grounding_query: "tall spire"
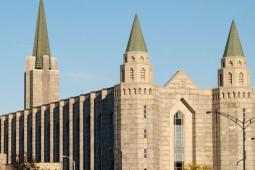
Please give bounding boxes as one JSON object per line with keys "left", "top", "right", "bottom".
{"left": 33, "top": 0, "right": 51, "bottom": 69}
{"left": 126, "top": 14, "right": 148, "bottom": 52}
{"left": 223, "top": 20, "right": 244, "bottom": 57}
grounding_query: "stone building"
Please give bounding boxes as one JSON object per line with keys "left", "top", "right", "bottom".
{"left": 0, "top": 0, "right": 255, "bottom": 170}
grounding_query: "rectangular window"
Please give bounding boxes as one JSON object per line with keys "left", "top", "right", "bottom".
{"left": 144, "top": 149, "right": 147, "bottom": 158}
{"left": 144, "top": 105, "right": 147, "bottom": 119}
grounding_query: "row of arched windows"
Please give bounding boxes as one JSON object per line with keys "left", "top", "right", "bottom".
{"left": 125, "top": 56, "right": 145, "bottom": 63}
{"left": 222, "top": 60, "right": 242, "bottom": 67}
{"left": 227, "top": 72, "right": 244, "bottom": 85}
{"left": 213, "top": 91, "right": 251, "bottom": 100}
{"left": 129, "top": 68, "right": 146, "bottom": 81}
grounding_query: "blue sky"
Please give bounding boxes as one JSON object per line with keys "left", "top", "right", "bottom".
{"left": 1, "top": 0, "right": 255, "bottom": 113}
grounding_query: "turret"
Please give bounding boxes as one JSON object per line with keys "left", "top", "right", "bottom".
{"left": 120, "top": 15, "right": 153, "bottom": 84}
{"left": 218, "top": 21, "right": 250, "bottom": 87}
{"left": 25, "top": 0, "right": 59, "bottom": 109}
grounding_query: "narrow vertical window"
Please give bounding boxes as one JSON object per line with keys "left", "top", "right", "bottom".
{"left": 144, "top": 149, "right": 147, "bottom": 158}
{"left": 139, "top": 56, "right": 144, "bottom": 62}
{"left": 239, "top": 72, "right": 244, "bottom": 85}
{"left": 219, "top": 74, "right": 223, "bottom": 86}
{"left": 228, "top": 73, "right": 232, "bottom": 85}
{"left": 238, "top": 60, "right": 242, "bottom": 67}
{"left": 144, "top": 105, "right": 147, "bottom": 119}
{"left": 144, "top": 129, "right": 147, "bottom": 138}
{"left": 141, "top": 68, "right": 145, "bottom": 81}
{"left": 129, "top": 68, "right": 134, "bottom": 80}
{"left": 229, "top": 60, "right": 233, "bottom": 67}
{"left": 122, "top": 69, "right": 125, "bottom": 82}
{"left": 131, "top": 56, "right": 135, "bottom": 62}
{"left": 174, "top": 112, "right": 184, "bottom": 170}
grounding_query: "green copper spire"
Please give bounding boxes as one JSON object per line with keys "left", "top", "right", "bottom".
{"left": 126, "top": 14, "right": 148, "bottom": 52}
{"left": 33, "top": 0, "right": 51, "bottom": 69}
{"left": 223, "top": 20, "right": 244, "bottom": 57}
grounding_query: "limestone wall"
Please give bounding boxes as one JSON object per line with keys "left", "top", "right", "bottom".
{"left": 0, "top": 88, "right": 114, "bottom": 170}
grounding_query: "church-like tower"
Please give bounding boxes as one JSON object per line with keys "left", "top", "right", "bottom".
{"left": 120, "top": 14, "right": 153, "bottom": 84}
{"left": 213, "top": 21, "right": 255, "bottom": 170}
{"left": 25, "top": 0, "right": 59, "bottom": 109}
{"left": 114, "top": 15, "right": 156, "bottom": 170}
{"left": 218, "top": 21, "right": 250, "bottom": 88}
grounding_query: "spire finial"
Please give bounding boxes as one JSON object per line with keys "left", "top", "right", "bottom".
{"left": 223, "top": 20, "right": 244, "bottom": 57}
{"left": 126, "top": 14, "right": 148, "bottom": 52}
{"left": 33, "top": 0, "right": 51, "bottom": 69}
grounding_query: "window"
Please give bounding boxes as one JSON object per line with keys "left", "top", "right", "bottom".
{"left": 122, "top": 69, "right": 125, "bottom": 82}
{"left": 174, "top": 112, "right": 184, "bottom": 170}
{"left": 228, "top": 73, "right": 232, "bottom": 85}
{"left": 219, "top": 74, "right": 223, "bottom": 86}
{"left": 141, "top": 68, "right": 145, "bottom": 81}
{"left": 131, "top": 56, "right": 135, "bottom": 62}
{"left": 229, "top": 60, "right": 233, "bottom": 66}
{"left": 144, "top": 149, "right": 147, "bottom": 158}
{"left": 239, "top": 72, "right": 244, "bottom": 85}
{"left": 144, "top": 129, "right": 147, "bottom": 138}
{"left": 139, "top": 56, "right": 144, "bottom": 61}
{"left": 144, "top": 105, "right": 147, "bottom": 119}
{"left": 129, "top": 68, "right": 134, "bottom": 80}
{"left": 238, "top": 60, "right": 242, "bottom": 67}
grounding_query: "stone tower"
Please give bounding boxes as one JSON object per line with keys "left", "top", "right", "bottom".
{"left": 213, "top": 21, "right": 255, "bottom": 170}
{"left": 25, "top": 0, "right": 59, "bottom": 109}
{"left": 120, "top": 14, "right": 153, "bottom": 84}
{"left": 114, "top": 15, "right": 155, "bottom": 170}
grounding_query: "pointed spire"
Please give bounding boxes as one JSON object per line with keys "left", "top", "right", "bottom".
{"left": 33, "top": 0, "right": 51, "bottom": 69}
{"left": 223, "top": 20, "right": 244, "bottom": 57}
{"left": 126, "top": 14, "right": 148, "bottom": 52}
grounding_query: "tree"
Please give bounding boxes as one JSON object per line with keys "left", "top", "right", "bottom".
{"left": 184, "top": 163, "right": 212, "bottom": 170}
{"left": 11, "top": 153, "right": 38, "bottom": 170}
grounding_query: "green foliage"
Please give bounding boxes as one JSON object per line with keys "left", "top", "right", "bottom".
{"left": 184, "top": 163, "right": 213, "bottom": 170}
{"left": 11, "top": 153, "right": 39, "bottom": 170}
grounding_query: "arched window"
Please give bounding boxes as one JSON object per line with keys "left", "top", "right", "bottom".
{"left": 239, "top": 72, "right": 244, "bottom": 85}
{"left": 129, "top": 68, "right": 134, "bottom": 80}
{"left": 141, "top": 68, "right": 145, "bottom": 81}
{"left": 174, "top": 112, "right": 184, "bottom": 170}
{"left": 228, "top": 73, "right": 232, "bottom": 85}
{"left": 229, "top": 60, "right": 233, "bottom": 67}
{"left": 238, "top": 60, "right": 242, "bottom": 67}
{"left": 139, "top": 56, "right": 144, "bottom": 62}
{"left": 131, "top": 56, "right": 135, "bottom": 62}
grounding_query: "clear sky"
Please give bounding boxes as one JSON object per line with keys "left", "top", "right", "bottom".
{"left": 1, "top": 0, "right": 255, "bottom": 113}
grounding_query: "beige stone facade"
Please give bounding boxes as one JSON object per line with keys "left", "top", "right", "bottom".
{"left": 1, "top": 1, "right": 255, "bottom": 170}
